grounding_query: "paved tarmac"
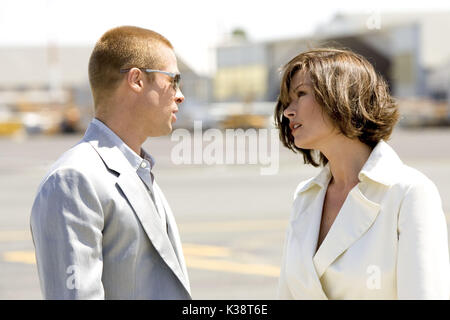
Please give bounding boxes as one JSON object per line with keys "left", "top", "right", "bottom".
{"left": 0, "top": 125, "right": 449, "bottom": 299}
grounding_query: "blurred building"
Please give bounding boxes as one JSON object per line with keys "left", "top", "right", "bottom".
{"left": 214, "top": 40, "right": 268, "bottom": 102}
{"left": 0, "top": 44, "right": 210, "bottom": 134}
{"left": 214, "top": 12, "right": 450, "bottom": 106}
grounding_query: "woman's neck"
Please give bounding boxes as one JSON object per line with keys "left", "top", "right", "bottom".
{"left": 320, "top": 136, "right": 372, "bottom": 190}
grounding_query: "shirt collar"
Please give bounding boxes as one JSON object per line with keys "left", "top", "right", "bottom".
{"left": 91, "top": 118, "right": 155, "bottom": 172}
{"left": 297, "top": 139, "right": 402, "bottom": 195}
{"left": 140, "top": 148, "right": 156, "bottom": 170}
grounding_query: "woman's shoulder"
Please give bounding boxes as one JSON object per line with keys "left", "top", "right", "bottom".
{"left": 394, "top": 164, "right": 446, "bottom": 233}
{"left": 387, "top": 164, "right": 443, "bottom": 215}
{"left": 395, "top": 163, "right": 438, "bottom": 192}
{"left": 370, "top": 140, "right": 439, "bottom": 193}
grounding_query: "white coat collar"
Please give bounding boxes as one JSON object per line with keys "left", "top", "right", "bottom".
{"left": 296, "top": 139, "right": 402, "bottom": 195}
{"left": 358, "top": 139, "right": 403, "bottom": 186}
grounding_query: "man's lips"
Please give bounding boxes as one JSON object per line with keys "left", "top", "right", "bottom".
{"left": 171, "top": 110, "right": 178, "bottom": 122}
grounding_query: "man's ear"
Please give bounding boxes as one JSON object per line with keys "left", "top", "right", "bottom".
{"left": 126, "top": 68, "right": 144, "bottom": 93}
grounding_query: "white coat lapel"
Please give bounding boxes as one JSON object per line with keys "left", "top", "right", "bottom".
{"left": 310, "top": 140, "right": 401, "bottom": 279}
{"left": 289, "top": 185, "right": 329, "bottom": 299}
{"left": 313, "top": 185, "right": 380, "bottom": 278}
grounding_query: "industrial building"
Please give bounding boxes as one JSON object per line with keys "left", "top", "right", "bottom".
{"left": 213, "top": 12, "right": 450, "bottom": 126}
{"left": 0, "top": 44, "right": 210, "bottom": 134}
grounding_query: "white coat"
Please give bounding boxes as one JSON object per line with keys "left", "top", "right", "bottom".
{"left": 278, "top": 140, "right": 449, "bottom": 299}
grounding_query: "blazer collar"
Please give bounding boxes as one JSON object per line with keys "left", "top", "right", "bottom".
{"left": 83, "top": 118, "right": 137, "bottom": 175}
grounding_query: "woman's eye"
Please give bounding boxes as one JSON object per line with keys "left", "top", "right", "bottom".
{"left": 297, "top": 91, "right": 306, "bottom": 97}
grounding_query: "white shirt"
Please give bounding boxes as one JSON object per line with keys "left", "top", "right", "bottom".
{"left": 278, "top": 140, "right": 449, "bottom": 299}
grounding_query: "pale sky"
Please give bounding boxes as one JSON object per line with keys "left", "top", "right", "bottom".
{"left": 1, "top": 0, "right": 450, "bottom": 75}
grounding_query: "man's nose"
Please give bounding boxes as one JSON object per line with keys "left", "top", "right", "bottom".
{"left": 175, "top": 88, "right": 184, "bottom": 104}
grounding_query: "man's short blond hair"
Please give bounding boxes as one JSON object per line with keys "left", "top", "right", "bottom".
{"left": 88, "top": 26, "right": 173, "bottom": 109}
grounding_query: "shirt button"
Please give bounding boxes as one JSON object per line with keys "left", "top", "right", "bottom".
{"left": 141, "top": 162, "right": 147, "bottom": 168}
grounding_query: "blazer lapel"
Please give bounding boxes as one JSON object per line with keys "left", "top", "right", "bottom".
{"left": 84, "top": 127, "right": 190, "bottom": 294}
{"left": 116, "top": 172, "right": 190, "bottom": 294}
{"left": 313, "top": 185, "right": 381, "bottom": 278}
{"left": 153, "top": 182, "right": 191, "bottom": 292}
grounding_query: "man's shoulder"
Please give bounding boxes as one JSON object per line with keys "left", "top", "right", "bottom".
{"left": 52, "top": 140, "right": 97, "bottom": 168}
{"left": 40, "top": 140, "right": 105, "bottom": 185}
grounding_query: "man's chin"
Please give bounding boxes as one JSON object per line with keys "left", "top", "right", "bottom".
{"left": 166, "top": 124, "right": 173, "bottom": 135}
{"left": 148, "top": 126, "right": 172, "bottom": 138}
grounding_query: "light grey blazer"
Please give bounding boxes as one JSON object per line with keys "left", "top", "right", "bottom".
{"left": 30, "top": 122, "right": 191, "bottom": 299}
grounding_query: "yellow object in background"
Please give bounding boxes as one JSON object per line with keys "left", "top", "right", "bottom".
{"left": 0, "top": 121, "right": 22, "bottom": 135}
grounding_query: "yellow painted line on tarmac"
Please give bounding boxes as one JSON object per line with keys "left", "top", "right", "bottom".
{"left": 186, "top": 256, "right": 280, "bottom": 278}
{"left": 183, "top": 243, "right": 280, "bottom": 277}
{"left": 1, "top": 244, "right": 280, "bottom": 278}
{"left": 0, "top": 219, "right": 289, "bottom": 243}
{"left": 182, "top": 243, "right": 231, "bottom": 257}
{"left": 0, "top": 244, "right": 231, "bottom": 265}
{"left": 2, "top": 250, "right": 36, "bottom": 265}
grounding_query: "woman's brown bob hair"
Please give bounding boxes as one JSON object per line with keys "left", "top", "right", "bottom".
{"left": 274, "top": 48, "right": 399, "bottom": 167}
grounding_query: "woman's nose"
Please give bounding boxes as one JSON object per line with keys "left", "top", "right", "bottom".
{"left": 283, "top": 104, "right": 296, "bottom": 119}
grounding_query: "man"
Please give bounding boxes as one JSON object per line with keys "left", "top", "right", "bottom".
{"left": 30, "top": 26, "right": 191, "bottom": 299}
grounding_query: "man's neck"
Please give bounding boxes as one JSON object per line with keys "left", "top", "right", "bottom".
{"left": 95, "top": 114, "right": 144, "bottom": 156}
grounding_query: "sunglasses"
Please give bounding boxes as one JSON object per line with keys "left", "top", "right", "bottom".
{"left": 120, "top": 68, "right": 181, "bottom": 91}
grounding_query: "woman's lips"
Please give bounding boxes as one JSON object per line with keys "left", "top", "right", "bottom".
{"left": 291, "top": 124, "right": 302, "bottom": 134}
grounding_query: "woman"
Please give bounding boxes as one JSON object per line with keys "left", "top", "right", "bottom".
{"left": 275, "top": 48, "right": 449, "bottom": 299}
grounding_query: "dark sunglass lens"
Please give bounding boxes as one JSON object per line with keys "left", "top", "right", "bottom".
{"left": 173, "top": 74, "right": 181, "bottom": 90}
